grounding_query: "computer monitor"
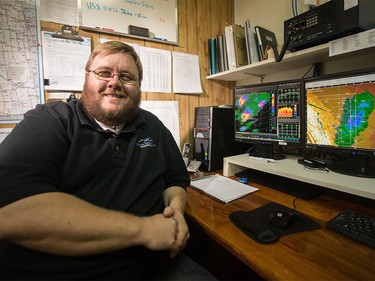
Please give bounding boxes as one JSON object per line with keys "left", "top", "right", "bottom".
{"left": 305, "top": 68, "right": 375, "bottom": 178}
{"left": 234, "top": 79, "right": 304, "bottom": 160}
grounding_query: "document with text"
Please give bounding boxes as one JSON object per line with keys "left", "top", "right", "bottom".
{"left": 191, "top": 174, "right": 258, "bottom": 203}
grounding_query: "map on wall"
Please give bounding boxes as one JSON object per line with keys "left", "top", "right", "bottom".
{"left": 0, "top": 0, "right": 43, "bottom": 123}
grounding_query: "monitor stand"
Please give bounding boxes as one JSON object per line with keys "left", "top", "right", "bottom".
{"left": 328, "top": 154, "right": 375, "bottom": 178}
{"left": 248, "top": 143, "right": 286, "bottom": 160}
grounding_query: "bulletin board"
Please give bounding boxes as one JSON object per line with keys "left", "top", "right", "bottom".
{"left": 80, "top": 0, "right": 178, "bottom": 44}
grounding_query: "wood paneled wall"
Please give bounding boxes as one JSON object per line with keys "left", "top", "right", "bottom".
{"left": 33, "top": 0, "right": 234, "bottom": 151}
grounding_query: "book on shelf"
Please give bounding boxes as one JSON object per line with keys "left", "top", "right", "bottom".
{"left": 220, "top": 34, "right": 228, "bottom": 71}
{"left": 232, "top": 24, "right": 248, "bottom": 67}
{"left": 224, "top": 24, "right": 248, "bottom": 69}
{"left": 224, "top": 24, "right": 236, "bottom": 70}
{"left": 208, "top": 23, "right": 249, "bottom": 75}
{"left": 214, "top": 37, "right": 221, "bottom": 73}
{"left": 191, "top": 174, "right": 258, "bottom": 203}
{"left": 208, "top": 38, "right": 215, "bottom": 74}
{"left": 254, "top": 26, "right": 278, "bottom": 60}
{"left": 208, "top": 33, "right": 230, "bottom": 75}
{"left": 244, "top": 19, "right": 260, "bottom": 64}
{"left": 217, "top": 34, "right": 228, "bottom": 73}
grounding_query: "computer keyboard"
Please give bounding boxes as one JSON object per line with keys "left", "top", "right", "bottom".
{"left": 326, "top": 211, "right": 375, "bottom": 249}
{"left": 235, "top": 168, "right": 322, "bottom": 200}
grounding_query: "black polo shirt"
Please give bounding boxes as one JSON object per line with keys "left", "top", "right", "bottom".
{"left": 0, "top": 100, "right": 190, "bottom": 279}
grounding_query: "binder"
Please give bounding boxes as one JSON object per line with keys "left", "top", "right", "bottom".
{"left": 244, "top": 19, "right": 260, "bottom": 64}
{"left": 209, "top": 38, "right": 216, "bottom": 74}
{"left": 225, "top": 25, "right": 236, "bottom": 70}
{"left": 232, "top": 24, "right": 248, "bottom": 67}
{"left": 254, "top": 26, "right": 278, "bottom": 60}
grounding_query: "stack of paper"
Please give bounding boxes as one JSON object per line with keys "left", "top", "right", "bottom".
{"left": 191, "top": 174, "right": 258, "bottom": 203}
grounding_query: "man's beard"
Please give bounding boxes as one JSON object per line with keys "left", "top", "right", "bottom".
{"left": 80, "top": 81, "right": 141, "bottom": 126}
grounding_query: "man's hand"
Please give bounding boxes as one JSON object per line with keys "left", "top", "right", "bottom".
{"left": 138, "top": 213, "right": 179, "bottom": 253}
{"left": 163, "top": 206, "right": 190, "bottom": 257}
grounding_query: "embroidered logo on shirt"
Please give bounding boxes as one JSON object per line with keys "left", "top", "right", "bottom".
{"left": 136, "top": 137, "right": 157, "bottom": 148}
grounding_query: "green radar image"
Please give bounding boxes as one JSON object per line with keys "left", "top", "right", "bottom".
{"left": 334, "top": 90, "right": 375, "bottom": 146}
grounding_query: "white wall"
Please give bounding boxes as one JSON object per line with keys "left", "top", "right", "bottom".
{"left": 234, "top": 0, "right": 314, "bottom": 45}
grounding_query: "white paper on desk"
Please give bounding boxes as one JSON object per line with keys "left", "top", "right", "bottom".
{"left": 172, "top": 52, "right": 202, "bottom": 94}
{"left": 191, "top": 174, "right": 258, "bottom": 203}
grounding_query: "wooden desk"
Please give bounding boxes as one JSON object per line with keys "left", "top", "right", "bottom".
{"left": 186, "top": 178, "right": 375, "bottom": 281}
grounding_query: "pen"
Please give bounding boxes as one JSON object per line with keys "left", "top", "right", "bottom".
{"left": 95, "top": 27, "right": 115, "bottom": 31}
{"left": 249, "top": 156, "right": 275, "bottom": 163}
{"left": 153, "top": 37, "right": 167, "bottom": 41}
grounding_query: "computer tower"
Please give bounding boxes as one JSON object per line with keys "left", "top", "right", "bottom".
{"left": 193, "top": 106, "right": 249, "bottom": 171}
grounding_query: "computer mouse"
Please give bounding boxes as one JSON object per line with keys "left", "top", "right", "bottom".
{"left": 268, "top": 208, "right": 296, "bottom": 228}
{"left": 229, "top": 211, "right": 278, "bottom": 244}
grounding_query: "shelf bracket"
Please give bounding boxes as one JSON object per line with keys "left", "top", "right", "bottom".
{"left": 243, "top": 72, "right": 265, "bottom": 83}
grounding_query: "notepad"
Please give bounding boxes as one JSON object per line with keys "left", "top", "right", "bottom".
{"left": 191, "top": 174, "right": 258, "bottom": 203}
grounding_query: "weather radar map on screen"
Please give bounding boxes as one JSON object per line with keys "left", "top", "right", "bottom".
{"left": 236, "top": 91, "right": 274, "bottom": 136}
{"left": 234, "top": 80, "right": 303, "bottom": 160}
{"left": 305, "top": 69, "right": 375, "bottom": 177}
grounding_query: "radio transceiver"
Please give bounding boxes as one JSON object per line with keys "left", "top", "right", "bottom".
{"left": 284, "top": 0, "right": 375, "bottom": 52}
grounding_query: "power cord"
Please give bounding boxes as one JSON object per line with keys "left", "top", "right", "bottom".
{"left": 292, "top": 197, "right": 298, "bottom": 210}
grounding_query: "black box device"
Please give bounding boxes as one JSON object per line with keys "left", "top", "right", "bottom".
{"left": 284, "top": 0, "right": 375, "bottom": 51}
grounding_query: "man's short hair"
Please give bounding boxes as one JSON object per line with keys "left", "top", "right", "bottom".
{"left": 85, "top": 41, "right": 143, "bottom": 83}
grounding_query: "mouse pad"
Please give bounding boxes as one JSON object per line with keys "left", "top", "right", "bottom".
{"left": 230, "top": 202, "right": 320, "bottom": 244}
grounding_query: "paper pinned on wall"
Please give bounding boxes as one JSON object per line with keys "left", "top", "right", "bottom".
{"left": 40, "top": 0, "right": 78, "bottom": 26}
{"left": 172, "top": 52, "right": 203, "bottom": 94}
{"left": 329, "top": 28, "right": 375, "bottom": 57}
{"left": 0, "top": 128, "right": 13, "bottom": 144}
{"left": 140, "top": 101, "right": 180, "bottom": 147}
{"left": 42, "top": 31, "right": 91, "bottom": 91}
{"left": 96, "top": 40, "right": 202, "bottom": 95}
{"left": 139, "top": 46, "right": 172, "bottom": 93}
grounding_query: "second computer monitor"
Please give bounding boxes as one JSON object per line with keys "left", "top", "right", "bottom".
{"left": 305, "top": 68, "right": 375, "bottom": 177}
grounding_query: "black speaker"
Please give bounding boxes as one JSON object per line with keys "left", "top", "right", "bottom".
{"left": 193, "top": 106, "right": 249, "bottom": 171}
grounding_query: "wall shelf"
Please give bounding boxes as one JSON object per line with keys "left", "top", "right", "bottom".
{"left": 208, "top": 43, "right": 344, "bottom": 81}
{"left": 207, "top": 44, "right": 330, "bottom": 81}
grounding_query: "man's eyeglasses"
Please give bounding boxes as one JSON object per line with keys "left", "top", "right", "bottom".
{"left": 87, "top": 69, "right": 138, "bottom": 85}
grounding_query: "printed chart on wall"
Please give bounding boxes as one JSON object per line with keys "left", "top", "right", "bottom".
{"left": 80, "top": 0, "right": 178, "bottom": 43}
{"left": 0, "top": 0, "right": 43, "bottom": 123}
{"left": 42, "top": 31, "right": 91, "bottom": 91}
